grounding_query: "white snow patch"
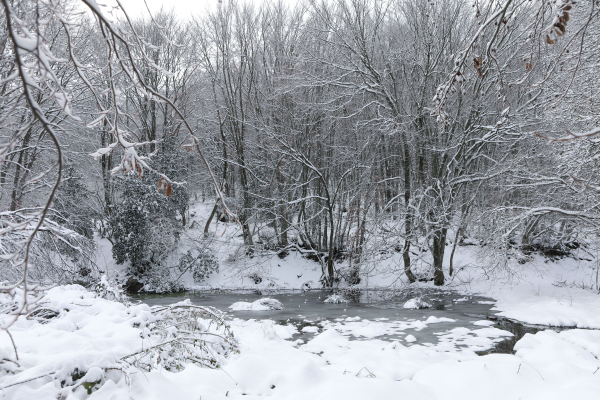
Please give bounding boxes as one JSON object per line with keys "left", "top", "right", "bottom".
{"left": 229, "top": 298, "right": 284, "bottom": 311}
{"left": 403, "top": 297, "right": 432, "bottom": 309}
{"left": 4, "top": 285, "right": 600, "bottom": 400}
{"left": 472, "top": 320, "right": 496, "bottom": 326}
{"left": 405, "top": 334, "right": 417, "bottom": 342}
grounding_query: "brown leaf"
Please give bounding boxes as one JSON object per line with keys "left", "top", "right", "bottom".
{"left": 526, "top": 62, "right": 533, "bottom": 71}
{"left": 563, "top": 5, "right": 571, "bottom": 11}
{"left": 166, "top": 183, "right": 172, "bottom": 197}
{"left": 157, "top": 178, "right": 164, "bottom": 191}
{"left": 546, "top": 35, "right": 555, "bottom": 45}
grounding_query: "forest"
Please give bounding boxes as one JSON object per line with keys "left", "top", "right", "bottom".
{"left": 1, "top": 1, "right": 600, "bottom": 399}
{"left": 1, "top": 0, "right": 599, "bottom": 293}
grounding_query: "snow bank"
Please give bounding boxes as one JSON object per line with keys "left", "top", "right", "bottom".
{"left": 3, "top": 285, "right": 600, "bottom": 400}
{"left": 0, "top": 285, "right": 234, "bottom": 400}
{"left": 229, "top": 298, "right": 284, "bottom": 311}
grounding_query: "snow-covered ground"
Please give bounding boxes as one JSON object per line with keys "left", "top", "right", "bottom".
{"left": 98, "top": 201, "right": 600, "bottom": 330}
{"left": 2, "top": 285, "right": 600, "bottom": 400}
{"left": 19, "top": 201, "right": 595, "bottom": 399}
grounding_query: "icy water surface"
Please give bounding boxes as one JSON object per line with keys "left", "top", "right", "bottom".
{"left": 136, "top": 289, "right": 511, "bottom": 349}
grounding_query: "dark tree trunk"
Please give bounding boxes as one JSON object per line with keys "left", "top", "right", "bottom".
{"left": 432, "top": 227, "right": 447, "bottom": 286}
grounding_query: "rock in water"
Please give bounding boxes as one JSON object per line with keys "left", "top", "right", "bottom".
{"left": 324, "top": 294, "right": 349, "bottom": 303}
{"left": 229, "top": 298, "right": 284, "bottom": 311}
{"left": 405, "top": 334, "right": 417, "bottom": 343}
{"left": 403, "top": 297, "right": 432, "bottom": 309}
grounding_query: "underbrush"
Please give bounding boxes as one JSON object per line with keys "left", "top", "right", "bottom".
{"left": 0, "top": 284, "right": 237, "bottom": 398}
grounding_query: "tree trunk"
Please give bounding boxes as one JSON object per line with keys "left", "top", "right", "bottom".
{"left": 204, "top": 200, "right": 220, "bottom": 236}
{"left": 432, "top": 227, "right": 447, "bottom": 286}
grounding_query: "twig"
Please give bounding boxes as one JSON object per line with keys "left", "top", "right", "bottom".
{"left": 0, "top": 372, "right": 55, "bottom": 390}
{"left": 5, "top": 329, "right": 18, "bottom": 360}
{"left": 355, "top": 367, "right": 376, "bottom": 378}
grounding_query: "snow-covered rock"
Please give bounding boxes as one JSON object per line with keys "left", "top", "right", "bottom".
{"left": 403, "top": 297, "right": 432, "bottom": 309}
{"left": 473, "top": 320, "right": 495, "bottom": 327}
{"left": 324, "top": 294, "right": 349, "bottom": 303}
{"left": 405, "top": 334, "right": 417, "bottom": 342}
{"left": 229, "top": 298, "right": 284, "bottom": 311}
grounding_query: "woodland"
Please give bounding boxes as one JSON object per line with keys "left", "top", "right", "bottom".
{"left": 2, "top": 2, "right": 600, "bottom": 399}
{"left": 0, "top": 0, "right": 599, "bottom": 296}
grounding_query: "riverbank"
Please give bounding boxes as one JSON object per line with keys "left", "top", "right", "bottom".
{"left": 2, "top": 284, "right": 599, "bottom": 400}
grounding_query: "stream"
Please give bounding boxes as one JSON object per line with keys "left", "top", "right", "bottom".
{"left": 135, "top": 289, "right": 556, "bottom": 354}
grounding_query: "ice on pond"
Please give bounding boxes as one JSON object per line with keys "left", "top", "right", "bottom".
{"left": 403, "top": 297, "right": 432, "bottom": 309}
{"left": 229, "top": 298, "right": 284, "bottom": 311}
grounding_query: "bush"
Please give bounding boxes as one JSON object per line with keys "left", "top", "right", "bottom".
{"left": 178, "top": 250, "right": 219, "bottom": 284}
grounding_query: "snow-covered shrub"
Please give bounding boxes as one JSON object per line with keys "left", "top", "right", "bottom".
{"left": 403, "top": 297, "right": 432, "bottom": 309}
{"left": 141, "top": 267, "right": 186, "bottom": 293}
{"left": 338, "top": 265, "right": 361, "bottom": 285}
{"left": 0, "top": 228, "right": 98, "bottom": 288}
{"left": 110, "top": 137, "right": 190, "bottom": 283}
{"left": 95, "top": 275, "right": 128, "bottom": 303}
{"left": 110, "top": 173, "right": 182, "bottom": 276}
{"left": 0, "top": 287, "right": 237, "bottom": 398}
{"left": 178, "top": 250, "right": 219, "bottom": 283}
{"left": 127, "top": 300, "right": 238, "bottom": 371}
{"left": 52, "top": 165, "right": 99, "bottom": 240}
{"left": 341, "top": 286, "right": 361, "bottom": 302}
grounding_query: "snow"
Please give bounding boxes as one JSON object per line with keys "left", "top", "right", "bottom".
{"left": 2, "top": 285, "right": 600, "bottom": 399}
{"left": 16, "top": 202, "right": 598, "bottom": 399}
{"left": 403, "top": 297, "right": 432, "bottom": 309}
{"left": 405, "top": 334, "right": 417, "bottom": 343}
{"left": 473, "top": 320, "right": 496, "bottom": 326}
{"left": 229, "top": 298, "right": 284, "bottom": 311}
{"left": 324, "top": 294, "right": 349, "bottom": 303}
{"left": 104, "top": 201, "right": 600, "bottom": 332}
{"left": 460, "top": 253, "right": 600, "bottom": 329}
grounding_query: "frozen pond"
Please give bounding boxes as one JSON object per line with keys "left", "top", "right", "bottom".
{"left": 136, "top": 289, "right": 517, "bottom": 351}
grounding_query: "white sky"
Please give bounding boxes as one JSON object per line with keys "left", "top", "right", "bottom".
{"left": 119, "top": 0, "right": 212, "bottom": 18}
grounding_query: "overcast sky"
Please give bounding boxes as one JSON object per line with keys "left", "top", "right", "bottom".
{"left": 119, "top": 0, "right": 223, "bottom": 19}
